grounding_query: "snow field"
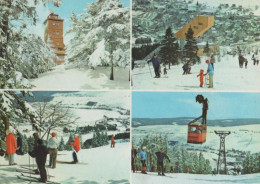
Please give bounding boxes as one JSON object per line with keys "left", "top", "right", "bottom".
{"left": 132, "top": 172, "right": 260, "bottom": 184}
{"left": 30, "top": 65, "right": 130, "bottom": 90}
{"left": 0, "top": 142, "right": 130, "bottom": 184}
{"left": 132, "top": 54, "right": 260, "bottom": 90}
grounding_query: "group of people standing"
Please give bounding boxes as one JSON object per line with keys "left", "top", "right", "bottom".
{"left": 3, "top": 129, "right": 81, "bottom": 183}
{"left": 131, "top": 145, "right": 171, "bottom": 176}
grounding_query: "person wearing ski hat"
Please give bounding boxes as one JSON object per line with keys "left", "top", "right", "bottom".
{"left": 5, "top": 129, "right": 17, "bottom": 165}
{"left": 139, "top": 146, "right": 147, "bottom": 174}
{"left": 70, "top": 134, "right": 80, "bottom": 163}
{"left": 47, "top": 132, "right": 58, "bottom": 168}
{"left": 29, "top": 139, "right": 49, "bottom": 183}
{"left": 205, "top": 59, "right": 214, "bottom": 88}
{"left": 155, "top": 148, "right": 170, "bottom": 176}
{"left": 147, "top": 54, "right": 161, "bottom": 78}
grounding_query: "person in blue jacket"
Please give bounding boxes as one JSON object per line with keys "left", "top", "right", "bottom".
{"left": 206, "top": 60, "right": 214, "bottom": 88}
{"left": 139, "top": 146, "right": 147, "bottom": 174}
{"left": 147, "top": 54, "right": 161, "bottom": 78}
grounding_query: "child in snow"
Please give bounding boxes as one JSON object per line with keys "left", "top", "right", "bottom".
{"left": 111, "top": 135, "right": 115, "bottom": 148}
{"left": 197, "top": 69, "right": 207, "bottom": 87}
{"left": 163, "top": 66, "right": 167, "bottom": 76}
{"left": 29, "top": 139, "right": 49, "bottom": 183}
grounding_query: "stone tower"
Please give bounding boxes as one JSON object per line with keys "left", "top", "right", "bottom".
{"left": 44, "top": 12, "right": 65, "bottom": 65}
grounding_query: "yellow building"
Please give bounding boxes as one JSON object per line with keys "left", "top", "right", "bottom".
{"left": 175, "top": 16, "right": 214, "bottom": 40}
{"left": 44, "top": 12, "right": 65, "bottom": 65}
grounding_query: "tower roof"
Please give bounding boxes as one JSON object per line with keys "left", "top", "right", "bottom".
{"left": 44, "top": 12, "right": 64, "bottom": 24}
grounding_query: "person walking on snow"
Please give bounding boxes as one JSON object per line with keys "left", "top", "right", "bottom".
{"left": 182, "top": 60, "right": 192, "bottom": 75}
{"left": 47, "top": 132, "right": 58, "bottom": 169}
{"left": 197, "top": 69, "right": 207, "bottom": 87}
{"left": 29, "top": 139, "right": 49, "bottom": 183}
{"left": 155, "top": 148, "right": 170, "bottom": 176}
{"left": 5, "top": 129, "right": 17, "bottom": 165}
{"left": 205, "top": 60, "right": 214, "bottom": 88}
{"left": 139, "top": 146, "right": 147, "bottom": 174}
{"left": 70, "top": 134, "right": 80, "bottom": 163}
{"left": 111, "top": 135, "right": 115, "bottom": 148}
{"left": 16, "top": 133, "right": 23, "bottom": 155}
{"left": 147, "top": 54, "right": 161, "bottom": 78}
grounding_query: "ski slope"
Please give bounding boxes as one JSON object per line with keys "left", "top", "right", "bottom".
{"left": 0, "top": 142, "right": 130, "bottom": 184}
{"left": 132, "top": 172, "right": 260, "bottom": 184}
{"left": 132, "top": 54, "right": 260, "bottom": 90}
{"left": 30, "top": 64, "right": 130, "bottom": 90}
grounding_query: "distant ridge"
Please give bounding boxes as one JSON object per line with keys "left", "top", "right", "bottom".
{"left": 132, "top": 118, "right": 260, "bottom": 127}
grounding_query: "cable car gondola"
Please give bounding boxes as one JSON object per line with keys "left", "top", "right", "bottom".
{"left": 187, "top": 121, "right": 207, "bottom": 144}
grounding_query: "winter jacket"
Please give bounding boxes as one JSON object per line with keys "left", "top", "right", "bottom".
{"left": 111, "top": 136, "right": 114, "bottom": 142}
{"left": 207, "top": 63, "right": 214, "bottom": 75}
{"left": 47, "top": 137, "right": 59, "bottom": 149}
{"left": 6, "top": 133, "right": 17, "bottom": 154}
{"left": 71, "top": 137, "right": 80, "bottom": 152}
{"left": 155, "top": 151, "right": 170, "bottom": 163}
{"left": 29, "top": 144, "right": 49, "bottom": 164}
{"left": 148, "top": 57, "right": 160, "bottom": 69}
{"left": 139, "top": 150, "right": 146, "bottom": 160}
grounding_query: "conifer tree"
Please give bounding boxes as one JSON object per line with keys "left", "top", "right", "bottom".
{"left": 203, "top": 41, "right": 210, "bottom": 56}
{"left": 58, "top": 137, "right": 65, "bottom": 151}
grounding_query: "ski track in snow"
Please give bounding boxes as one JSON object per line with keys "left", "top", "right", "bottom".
{"left": 132, "top": 172, "right": 260, "bottom": 184}
{"left": 30, "top": 65, "right": 130, "bottom": 90}
{"left": 132, "top": 54, "right": 260, "bottom": 90}
{"left": 0, "top": 143, "right": 130, "bottom": 184}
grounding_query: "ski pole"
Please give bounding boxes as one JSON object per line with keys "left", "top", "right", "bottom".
{"left": 147, "top": 62, "right": 152, "bottom": 77}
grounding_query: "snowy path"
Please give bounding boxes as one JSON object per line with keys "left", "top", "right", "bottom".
{"left": 132, "top": 172, "right": 260, "bottom": 184}
{"left": 0, "top": 142, "right": 130, "bottom": 184}
{"left": 30, "top": 65, "right": 130, "bottom": 90}
{"left": 132, "top": 54, "right": 260, "bottom": 90}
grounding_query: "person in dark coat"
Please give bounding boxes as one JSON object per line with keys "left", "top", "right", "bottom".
{"left": 238, "top": 54, "right": 246, "bottom": 68}
{"left": 147, "top": 54, "right": 161, "bottom": 78}
{"left": 131, "top": 143, "right": 140, "bottom": 173}
{"left": 29, "top": 139, "right": 49, "bottom": 183}
{"left": 16, "top": 133, "right": 23, "bottom": 155}
{"left": 155, "top": 148, "right": 170, "bottom": 176}
{"left": 196, "top": 95, "right": 208, "bottom": 125}
{"left": 182, "top": 60, "right": 192, "bottom": 75}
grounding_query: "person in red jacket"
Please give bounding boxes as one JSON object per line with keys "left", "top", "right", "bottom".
{"left": 197, "top": 69, "right": 207, "bottom": 87}
{"left": 5, "top": 129, "right": 17, "bottom": 165}
{"left": 111, "top": 135, "right": 115, "bottom": 148}
{"left": 70, "top": 134, "right": 80, "bottom": 163}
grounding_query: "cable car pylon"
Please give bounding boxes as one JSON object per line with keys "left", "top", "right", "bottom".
{"left": 215, "top": 131, "right": 231, "bottom": 174}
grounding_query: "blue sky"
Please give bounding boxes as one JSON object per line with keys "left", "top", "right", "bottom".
{"left": 132, "top": 92, "right": 260, "bottom": 119}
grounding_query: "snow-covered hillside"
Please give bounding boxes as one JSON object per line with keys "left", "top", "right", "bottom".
{"left": 132, "top": 172, "right": 260, "bottom": 184}
{"left": 30, "top": 65, "right": 130, "bottom": 90}
{"left": 132, "top": 53, "right": 260, "bottom": 90}
{"left": 0, "top": 143, "right": 130, "bottom": 184}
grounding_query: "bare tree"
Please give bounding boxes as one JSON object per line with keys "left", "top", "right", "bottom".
{"left": 32, "top": 101, "right": 79, "bottom": 140}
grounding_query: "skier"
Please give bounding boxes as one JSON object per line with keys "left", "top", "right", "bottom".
{"left": 163, "top": 66, "right": 167, "bottom": 77}
{"left": 252, "top": 54, "right": 257, "bottom": 65}
{"left": 131, "top": 143, "right": 140, "bottom": 173}
{"left": 205, "top": 60, "right": 214, "bottom": 88}
{"left": 111, "top": 135, "right": 115, "bottom": 148}
{"left": 155, "top": 148, "right": 170, "bottom": 176}
{"left": 238, "top": 54, "right": 246, "bottom": 68}
{"left": 237, "top": 166, "right": 241, "bottom": 175}
{"left": 196, "top": 95, "right": 208, "bottom": 125}
{"left": 5, "top": 129, "right": 17, "bottom": 165}
{"left": 16, "top": 133, "right": 23, "bottom": 155}
{"left": 245, "top": 59, "right": 248, "bottom": 69}
{"left": 139, "top": 146, "right": 147, "bottom": 174}
{"left": 32, "top": 132, "right": 40, "bottom": 173}
{"left": 29, "top": 139, "right": 49, "bottom": 183}
{"left": 70, "top": 134, "right": 80, "bottom": 163}
{"left": 147, "top": 54, "right": 161, "bottom": 78}
{"left": 47, "top": 132, "right": 58, "bottom": 169}
{"left": 197, "top": 69, "right": 207, "bottom": 87}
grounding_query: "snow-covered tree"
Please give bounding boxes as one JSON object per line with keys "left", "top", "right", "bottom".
{"left": 160, "top": 27, "right": 180, "bottom": 69}
{"left": 183, "top": 26, "right": 200, "bottom": 64}
{"left": 58, "top": 136, "right": 65, "bottom": 151}
{"left": 203, "top": 41, "right": 210, "bottom": 56}
{"left": 0, "top": 0, "right": 62, "bottom": 88}
{"left": 67, "top": 0, "right": 130, "bottom": 79}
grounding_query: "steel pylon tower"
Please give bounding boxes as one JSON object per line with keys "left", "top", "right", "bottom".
{"left": 215, "top": 131, "right": 231, "bottom": 174}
